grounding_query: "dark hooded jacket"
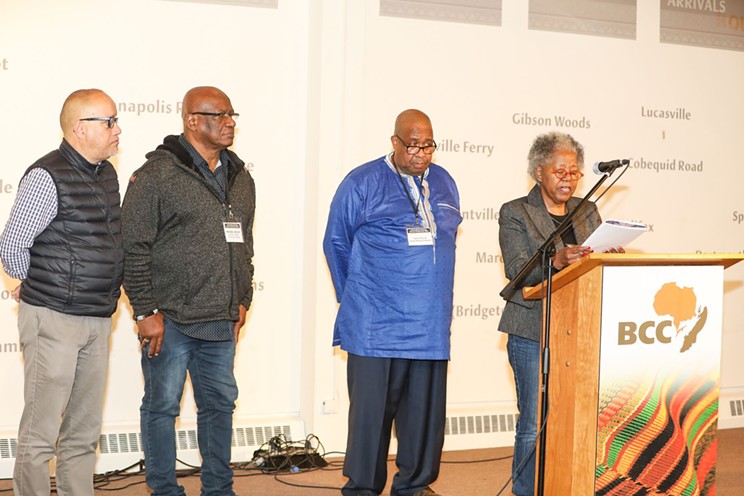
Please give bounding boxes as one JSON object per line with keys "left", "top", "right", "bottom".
{"left": 121, "top": 135, "right": 255, "bottom": 324}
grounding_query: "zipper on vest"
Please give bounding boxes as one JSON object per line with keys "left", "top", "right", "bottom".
{"left": 66, "top": 259, "right": 77, "bottom": 306}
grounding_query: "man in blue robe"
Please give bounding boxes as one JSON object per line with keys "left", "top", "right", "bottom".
{"left": 324, "top": 109, "right": 462, "bottom": 496}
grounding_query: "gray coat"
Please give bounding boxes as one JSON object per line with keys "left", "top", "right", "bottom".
{"left": 122, "top": 135, "right": 255, "bottom": 325}
{"left": 498, "top": 185, "right": 601, "bottom": 341}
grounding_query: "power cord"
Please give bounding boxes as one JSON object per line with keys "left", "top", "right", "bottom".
{"left": 249, "top": 433, "right": 329, "bottom": 473}
{"left": 0, "top": 433, "right": 516, "bottom": 493}
{"left": 90, "top": 433, "right": 339, "bottom": 492}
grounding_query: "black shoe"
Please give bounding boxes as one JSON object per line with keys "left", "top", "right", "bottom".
{"left": 342, "top": 488, "right": 378, "bottom": 496}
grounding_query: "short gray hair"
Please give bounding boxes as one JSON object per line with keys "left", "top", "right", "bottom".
{"left": 527, "top": 132, "right": 585, "bottom": 181}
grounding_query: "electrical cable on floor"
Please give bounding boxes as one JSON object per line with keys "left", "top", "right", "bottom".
{"left": 441, "top": 454, "right": 513, "bottom": 464}
{"left": 492, "top": 408, "right": 549, "bottom": 496}
{"left": 87, "top": 433, "right": 343, "bottom": 492}
{"left": 247, "top": 433, "right": 345, "bottom": 491}
{"left": 0, "top": 432, "right": 516, "bottom": 493}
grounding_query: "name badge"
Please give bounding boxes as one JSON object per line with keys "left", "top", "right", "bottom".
{"left": 223, "top": 221, "right": 244, "bottom": 243}
{"left": 406, "top": 226, "right": 433, "bottom": 246}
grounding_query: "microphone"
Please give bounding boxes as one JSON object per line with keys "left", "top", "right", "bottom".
{"left": 593, "top": 159, "right": 629, "bottom": 175}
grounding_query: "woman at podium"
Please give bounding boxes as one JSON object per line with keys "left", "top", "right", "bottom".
{"left": 497, "top": 132, "right": 601, "bottom": 496}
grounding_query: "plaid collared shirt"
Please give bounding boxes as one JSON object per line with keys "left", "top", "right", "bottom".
{"left": 0, "top": 168, "right": 58, "bottom": 280}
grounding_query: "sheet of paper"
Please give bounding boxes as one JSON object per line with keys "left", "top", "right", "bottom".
{"left": 581, "top": 219, "right": 648, "bottom": 252}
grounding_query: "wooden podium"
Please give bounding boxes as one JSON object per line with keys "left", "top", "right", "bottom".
{"left": 523, "top": 253, "right": 744, "bottom": 496}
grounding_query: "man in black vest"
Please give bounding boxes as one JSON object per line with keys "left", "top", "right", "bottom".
{"left": 0, "top": 88, "right": 124, "bottom": 496}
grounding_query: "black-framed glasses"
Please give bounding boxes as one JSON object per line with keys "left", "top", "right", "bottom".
{"left": 190, "top": 112, "right": 239, "bottom": 121}
{"left": 548, "top": 168, "right": 584, "bottom": 181}
{"left": 395, "top": 135, "right": 437, "bottom": 155}
{"left": 79, "top": 116, "right": 118, "bottom": 129}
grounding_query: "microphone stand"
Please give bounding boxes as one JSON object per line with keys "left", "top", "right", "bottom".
{"left": 499, "top": 170, "right": 614, "bottom": 496}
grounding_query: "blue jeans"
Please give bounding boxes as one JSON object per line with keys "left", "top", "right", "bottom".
{"left": 140, "top": 319, "right": 238, "bottom": 496}
{"left": 507, "top": 334, "right": 540, "bottom": 496}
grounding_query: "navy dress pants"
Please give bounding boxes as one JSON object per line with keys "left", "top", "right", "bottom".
{"left": 342, "top": 353, "right": 447, "bottom": 496}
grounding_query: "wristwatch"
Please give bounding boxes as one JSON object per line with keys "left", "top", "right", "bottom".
{"left": 134, "top": 308, "right": 159, "bottom": 321}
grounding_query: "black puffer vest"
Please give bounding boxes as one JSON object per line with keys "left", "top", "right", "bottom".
{"left": 21, "top": 140, "right": 123, "bottom": 317}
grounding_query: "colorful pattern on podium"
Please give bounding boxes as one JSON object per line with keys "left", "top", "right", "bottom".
{"left": 594, "top": 266, "right": 723, "bottom": 496}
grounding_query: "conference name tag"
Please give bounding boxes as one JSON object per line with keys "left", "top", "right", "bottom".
{"left": 223, "top": 221, "right": 244, "bottom": 243}
{"left": 406, "top": 226, "right": 433, "bottom": 246}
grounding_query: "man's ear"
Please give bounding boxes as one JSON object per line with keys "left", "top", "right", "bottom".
{"left": 72, "top": 119, "right": 86, "bottom": 139}
{"left": 186, "top": 114, "right": 198, "bottom": 131}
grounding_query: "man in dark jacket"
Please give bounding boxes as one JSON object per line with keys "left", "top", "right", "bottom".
{"left": 0, "top": 88, "right": 123, "bottom": 496}
{"left": 122, "top": 86, "right": 255, "bottom": 496}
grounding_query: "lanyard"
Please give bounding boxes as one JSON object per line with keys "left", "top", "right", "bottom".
{"left": 393, "top": 159, "right": 424, "bottom": 222}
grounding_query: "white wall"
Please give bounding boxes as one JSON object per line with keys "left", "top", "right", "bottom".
{"left": 1, "top": 0, "right": 743, "bottom": 475}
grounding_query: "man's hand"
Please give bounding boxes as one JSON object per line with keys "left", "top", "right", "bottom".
{"left": 233, "top": 304, "right": 247, "bottom": 342}
{"left": 11, "top": 284, "right": 21, "bottom": 302}
{"left": 137, "top": 312, "right": 165, "bottom": 358}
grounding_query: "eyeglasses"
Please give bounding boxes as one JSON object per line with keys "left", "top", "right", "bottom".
{"left": 548, "top": 168, "right": 584, "bottom": 181}
{"left": 190, "top": 112, "right": 239, "bottom": 121}
{"left": 395, "top": 135, "right": 437, "bottom": 155}
{"left": 79, "top": 116, "right": 118, "bottom": 129}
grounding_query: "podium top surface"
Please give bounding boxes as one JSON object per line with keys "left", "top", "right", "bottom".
{"left": 522, "top": 253, "right": 744, "bottom": 300}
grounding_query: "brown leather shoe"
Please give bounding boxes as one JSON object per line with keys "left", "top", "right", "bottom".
{"left": 412, "top": 488, "right": 441, "bottom": 496}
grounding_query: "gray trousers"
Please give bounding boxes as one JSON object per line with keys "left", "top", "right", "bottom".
{"left": 13, "top": 302, "right": 111, "bottom": 496}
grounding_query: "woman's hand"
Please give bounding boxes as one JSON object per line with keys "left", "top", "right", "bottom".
{"left": 552, "top": 244, "right": 593, "bottom": 270}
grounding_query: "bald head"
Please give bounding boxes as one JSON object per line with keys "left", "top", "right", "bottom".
{"left": 59, "top": 89, "right": 120, "bottom": 164}
{"left": 390, "top": 109, "right": 435, "bottom": 176}
{"left": 394, "top": 109, "right": 432, "bottom": 137}
{"left": 182, "top": 86, "right": 231, "bottom": 120}
{"left": 180, "top": 86, "right": 237, "bottom": 165}
{"left": 60, "top": 89, "right": 113, "bottom": 136}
